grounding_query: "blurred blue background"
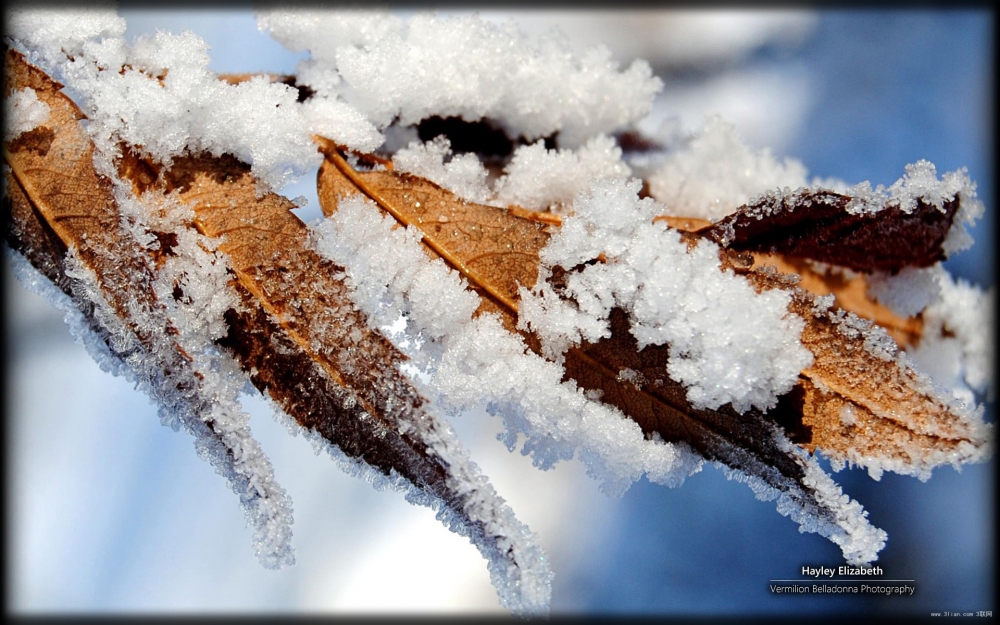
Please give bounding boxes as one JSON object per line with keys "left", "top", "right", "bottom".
{"left": 5, "top": 8, "right": 993, "bottom": 617}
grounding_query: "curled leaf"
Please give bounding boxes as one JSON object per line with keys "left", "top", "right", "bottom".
{"left": 701, "top": 188, "right": 961, "bottom": 273}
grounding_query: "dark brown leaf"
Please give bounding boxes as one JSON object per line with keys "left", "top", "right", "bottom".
{"left": 701, "top": 188, "right": 961, "bottom": 273}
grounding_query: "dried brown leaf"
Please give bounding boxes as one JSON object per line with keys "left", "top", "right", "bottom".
{"left": 315, "top": 144, "right": 817, "bottom": 526}
{"left": 701, "top": 188, "right": 960, "bottom": 273}
{"left": 5, "top": 50, "right": 152, "bottom": 324}
{"left": 650, "top": 212, "right": 924, "bottom": 348}
{"left": 149, "top": 152, "right": 459, "bottom": 489}
{"left": 318, "top": 138, "right": 550, "bottom": 336}
{"left": 3, "top": 47, "right": 299, "bottom": 564}
{"left": 459, "top": 208, "right": 923, "bottom": 348}
{"left": 317, "top": 142, "right": 807, "bottom": 480}
{"left": 693, "top": 186, "right": 988, "bottom": 477}
{"left": 4, "top": 50, "right": 549, "bottom": 610}
{"left": 749, "top": 253, "right": 924, "bottom": 348}
{"left": 317, "top": 139, "right": 990, "bottom": 540}
{"left": 736, "top": 265, "right": 988, "bottom": 479}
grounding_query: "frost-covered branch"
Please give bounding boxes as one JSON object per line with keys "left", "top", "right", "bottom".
{"left": 3, "top": 6, "right": 993, "bottom": 615}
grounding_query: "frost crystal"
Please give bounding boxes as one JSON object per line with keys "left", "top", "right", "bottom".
{"left": 265, "top": 372, "right": 553, "bottom": 615}
{"left": 7, "top": 10, "right": 320, "bottom": 191}
{"left": 392, "top": 136, "right": 493, "bottom": 205}
{"left": 312, "top": 196, "right": 703, "bottom": 496}
{"left": 4, "top": 87, "right": 51, "bottom": 142}
{"left": 107, "top": 182, "right": 298, "bottom": 567}
{"left": 390, "top": 133, "right": 634, "bottom": 212}
{"left": 493, "top": 135, "right": 631, "bottom": 211}
{"left": 142, "top": 196, "right": 296, "bottom": 567}
{"left": 844, "top": 161, "right": 983, "bottom": 258}
{"left": 10, "top": 239, "right": 295, "bottom": 569}
{"left": 309, "top": 200, "right": 555, "bottom": 614}
{"left": 646, "top": 115, "right": 811, "bottom": 221}
{"left": 303, "top": 94, "right": 384, "bottom": 154}
{"left": 6, "top": 247, "right": 130, "bottom": 380}
{"left": 258, "top": 9, "right": 662, "bottom": 148}
{"left": 714, "top": 429, "right": 887, "bottom": 565}
{"left": 6, "top": 5, "right": 993, "bottom": 613}
{"left": 910, "top": 271, "right": 995, "bottom": 401}
{"left": 866, "top": 264, "right": 942, "bottom": 318}
{"left": 63, "top": 237, "right": 295, "bottom": 568}
{"left": 5, "top": 6, "right": 126, "bottom": 69}
{"left": 521, "top": 178, "right": 814, "bottom": 413}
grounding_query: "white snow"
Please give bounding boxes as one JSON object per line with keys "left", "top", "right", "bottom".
{"left": 866, "top": 264, "right": 942, "bottom": 318}
{"left": 312, "top": 194, "right": 704, "bottom": 497}
{"left": 7, "top": 11, "right": 320, "bottom": 191}
{"left": 493, "top": 135, "right": 631, "bottom": 211}
{"left": 390, "top": 133, "right": 633, "bottom": 213}
{"left": 303, "top": 95, "right": 384, "bottom": 154}
{"left": 392, "top": 136, "right": 493, "bottom": 205}
{"left": 472, "top": 10, "right": 817, "bottom": 71}
{"left": 910, "top": 270, "right": 994, "bottom": 400}
{"left": 4, "top": 88, "right": 51, "bottom": 142}
{"left": 844, "top": 161, "right": 983, "bottom": 258}
{"left": 6, "top": 6, "right": 994, "bottom": 612}
{"left": 258, "top": 9, "right": 662, "bottom": 148}
{"left": 521, "top": 177, "right": 814, "bottom": 413}
{"left": 645, "top": 115, "right": 811, "bottom": 221}
{"left": 5, "top": 6, "right": 126, "bottom": 69}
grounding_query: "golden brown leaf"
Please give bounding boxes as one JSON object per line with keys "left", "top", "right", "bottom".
{"left": 317, "top": 137, "right": 550, "bottom": 335}
{"left": 3, "top": 47, "right": 300, "bottom": 565}
{"left": 5, "top": 49, "right": 154, "bottom": 330}
{"left": 750, "top": 252, "right": 923, "bottom": 348}
{"left": 737, "top": 265, "right": 987, "bottom": 479}
{"left": 153, "top": 152, "right": 458, "bottom": 487}
{"left": 651, "top": 196, "right": 978, "bottom": 470}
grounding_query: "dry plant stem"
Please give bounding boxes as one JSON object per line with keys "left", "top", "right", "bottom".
{"left": 507, "top": 205, "right": 563, "bottom": 226}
